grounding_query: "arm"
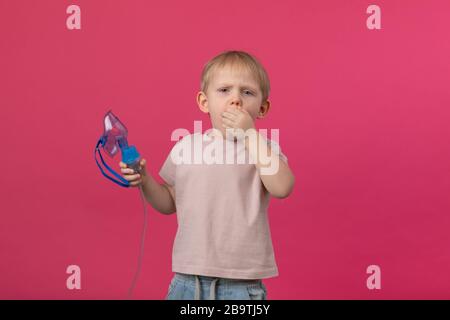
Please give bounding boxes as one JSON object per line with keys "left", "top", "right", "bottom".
{"left": 245, "top": 131, "right": 295, "bottom": 199}
{"left": 221, "top": 108, "right": 295, "bottom": 199}
{"left": 141, "top": 175, "right": 176, "bottom": 215}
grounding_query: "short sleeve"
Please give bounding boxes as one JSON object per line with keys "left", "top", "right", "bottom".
{"left": 159, "top": 146, "right": 177, "bottom": 187}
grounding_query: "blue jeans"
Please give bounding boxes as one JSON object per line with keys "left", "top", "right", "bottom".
{"left": 165, "top": 272, "right": 267, "bottom": 300}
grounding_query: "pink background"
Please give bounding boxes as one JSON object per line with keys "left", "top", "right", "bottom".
{"left": 1, "top": 0, "right": 449, "bottom": 299}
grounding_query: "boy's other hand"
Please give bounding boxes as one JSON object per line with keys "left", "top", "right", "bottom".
{"left": 221, "top": 107, "right": 256, "bottom": 141}
{"left": 221, "top": 107, "right": 255, "bottom": 133}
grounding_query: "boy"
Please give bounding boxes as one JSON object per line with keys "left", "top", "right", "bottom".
{"left": 119, "top": 50, "right": 295, "bottom": 300}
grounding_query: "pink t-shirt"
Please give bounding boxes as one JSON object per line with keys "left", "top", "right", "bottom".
{"left": 159, "top": 131, "right": 287, "bottom": 279}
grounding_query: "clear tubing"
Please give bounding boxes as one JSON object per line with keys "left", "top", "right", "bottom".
{"left": 127, "top": 184, "right": 149, "bottom": 299}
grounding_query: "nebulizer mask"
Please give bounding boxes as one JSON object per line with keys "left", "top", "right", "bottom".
{"left": 94, "top": 110, "right": 148, "bottom": 298}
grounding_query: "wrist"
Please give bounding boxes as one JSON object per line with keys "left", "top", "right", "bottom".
{"left": 141, "top": 173, "right": 150, "bottom": 188}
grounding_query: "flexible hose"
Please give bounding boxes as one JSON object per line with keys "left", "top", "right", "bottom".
{"left": 127, "top": 184, "right": 148, "bottom": 299}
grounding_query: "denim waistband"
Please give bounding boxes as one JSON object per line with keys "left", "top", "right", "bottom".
{"left": 174, "top": 272, "right": 262, "bottom": 285}
{"left": 173, "top": 272, "right": 262, "bottom": 300}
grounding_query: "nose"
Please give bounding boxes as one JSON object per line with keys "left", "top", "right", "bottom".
{"left": 229, "top": 94, "right": 242, "bottom": 108}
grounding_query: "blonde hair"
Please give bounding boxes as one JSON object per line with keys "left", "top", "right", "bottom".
{"left": 200, "top": 50, "right": 270, "bottom": 102}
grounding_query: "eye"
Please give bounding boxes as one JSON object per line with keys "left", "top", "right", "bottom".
{"left": 243, "top": 90, "right": 254, "bottom": 96}
{"left": 218, "top": 88, "right": 229, "bottom": 93}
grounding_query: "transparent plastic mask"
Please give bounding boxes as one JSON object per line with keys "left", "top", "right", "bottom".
{"left": 102, "top": 110, "right": 129, "bottom": 157}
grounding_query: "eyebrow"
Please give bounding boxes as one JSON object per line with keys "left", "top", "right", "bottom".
{"left": 217, "top": 83, "right": 258, "bottom": 92}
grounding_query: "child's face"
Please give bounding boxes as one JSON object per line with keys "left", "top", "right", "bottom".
{"left": 197, "top": 65, "right": 269, "bottom": 136}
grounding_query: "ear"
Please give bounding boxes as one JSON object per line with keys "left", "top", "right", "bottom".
{"left": 256, "top": 100, "right": 271, "bottom": 119}
{"left": 197, "top": 91, "right": 209, "bottom": 114}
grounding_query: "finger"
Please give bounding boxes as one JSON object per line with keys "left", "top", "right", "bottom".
{"left": 225, "top": 108, "right": 241, "bottom": 115}
{"left": 222, "top": 117, "right": 235, "bottom": 126}
{"left": 124, "top": 174, "right": 140, "bottom": 181}
{"left": 221, "top": 111, "right": 237, "bottom": 120}
{"left": 121, "top": 168, "right": 135, "bottom": 174}
{"left": 129, "top": 179, "right": 142, "bottom": 187}
{"left": 119, "top": 161, "right": 127, "bottom": 168}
